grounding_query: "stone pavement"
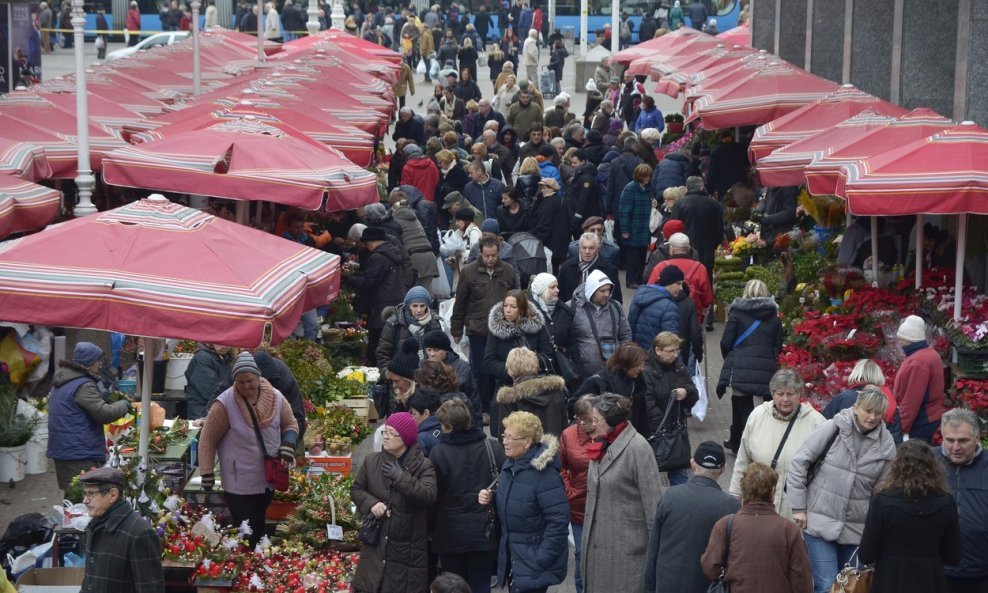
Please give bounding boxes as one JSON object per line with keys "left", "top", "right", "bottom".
{"left": 4, "top": 37, "right": 737, "bottom": 592}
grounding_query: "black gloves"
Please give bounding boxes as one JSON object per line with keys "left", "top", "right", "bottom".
{"left": 278, "top": 444, "right": 296, "bottom": 466}
{"left": 381, "top": 458, "right": 404, "bottom": 481}
{"left": 201, "top": 473, "right": 215, "bottom": 491}
{"left": 716, "top": 384, "right": 727, "bottom": 399}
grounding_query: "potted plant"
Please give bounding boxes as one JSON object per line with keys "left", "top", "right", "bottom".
{"left": 0, "top": 383, "right": 40, "bottom": 482}
{"left": 664, "top": 112, "right": 685, "bottom": 134}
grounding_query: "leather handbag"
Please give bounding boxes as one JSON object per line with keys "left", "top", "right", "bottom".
{"left": 482, "top": 438, "right": 501, "bottom": 545}
{"left": 244, "top": 400, "right": 290, "bottom": 492}
{"left": 358, "top": 514, "right": 383, "bottom": 546}
{"left": 649, "top": 399, "right": 691, "bottom": 472}
{"left": 830, "top": 549, "right": 873, "bottom": 593}
{"left": 707, "top": 514, "right": 734, "bottom": 593}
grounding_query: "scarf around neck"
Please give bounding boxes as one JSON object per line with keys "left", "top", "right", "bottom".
{"left": 587, "top": 420, "right": 628, "bottom": 462}
{"left": 578, "top": 254, "right": 599, "bottom": 281}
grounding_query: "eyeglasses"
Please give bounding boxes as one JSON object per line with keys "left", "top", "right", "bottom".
{"left": 659, "top": 348, "right": 679, "bottom": 355}
{"left": 576, "top": 416, "right": 594, "bottom": 425}
{"left": 82, "top": 489, "right": 106, "bottom": 500}
{"left": 501, "top": 434, "right": 528, "bottom": 442}
{"left": 381, "top": 430, "right": 401, "bottom": 439}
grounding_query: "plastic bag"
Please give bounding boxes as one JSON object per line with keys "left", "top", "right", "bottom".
{"left": 429, "top": 57, "right": 439, "bottom": 79}
{"left": 691, "top": 367, "right": 708, "bottom": 421}
{"left": 478, "top": 51, "right": 488, "bottom": 67}
{"left": 437, "top": 298, "right": 469, "bottom": 361}
{"left": 431, "top": 257, "right": 452, "bottom": 300}
{"left": 603, "top": 218, "right": 616, "bottom": 244}
{"left": 416, "top": 59, "right": 426, "bottom": 75}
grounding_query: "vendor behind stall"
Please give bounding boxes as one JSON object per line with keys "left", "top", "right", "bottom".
{"left": 184, "top": 343, "right": 233, "bottom": 420}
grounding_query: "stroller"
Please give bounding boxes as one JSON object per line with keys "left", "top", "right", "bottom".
{"left": 539, "top": 66, "right": 559, "bottom": 99}
{"left": 507, "top": 232, "right": 548, "bottom": 289}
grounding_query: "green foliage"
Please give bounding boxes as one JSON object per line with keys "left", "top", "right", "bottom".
{"left": 794, "top": 251, "right": 825, "bottom": 284}
{"left": 745, "top": 261, "right": 785, "bottom": 297}
{"left": 325, "top": 289, "right": 359, "bottom": 323}
{"left": 273, "top": 339, "right": 334, "bottom": 397}
{"left": 309, "top": 376, "right": 366, "bottom": 408}
{"left": 0, "top": 384, "right": 39, "bottom": 447}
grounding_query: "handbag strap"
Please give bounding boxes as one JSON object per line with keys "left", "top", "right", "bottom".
{"left": 243, "top": 399, "right": 272, "bottom": 461}
{"left": 584, "top": 302, "right": 617, "bottom": 357}
{"left": 654, "top": 397, "right": 680, "bottom": 435}
{"left": 771, "top": 407, "right": 800, "bottom": 470}
{"left": 483, "top": 438, "right": 498, "bottom": 483}
{"left": 719, "top": 514, "right": 735, "bottom": 580}
{"left": 732, "top": 319, "right": 762, "bottom": 348}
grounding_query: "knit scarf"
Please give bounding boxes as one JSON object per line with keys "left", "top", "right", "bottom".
{"left": 406, "top": 308, "right": 433, "bottom": 358}
{"left": 443, "top": 98, "right": 456, "bottom": 120}
{"left": 587, "top": 420, "right": 628, "bottom": 462}
{"left": 770, "top": 404, "right": 799, "bottom": 422}
{"left": 87, "top": 498, "right": 126, "bottom": 531}
{"left": 532, "top": 293, "right": 557, "bottom": 317}
{"left": 578, "top": 254, "right": 599, "bottom": 282}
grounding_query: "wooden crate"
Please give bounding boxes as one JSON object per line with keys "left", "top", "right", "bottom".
{"left": 340, "top": 397, "right": 370, "bottom": 418}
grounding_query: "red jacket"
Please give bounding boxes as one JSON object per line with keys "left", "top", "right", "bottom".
{"left": 648, "top": 257, "right": 713, "bottom": 318}
{"left": 400, "top": 157, "right": 440, "bottom": 203}
{"left": 558, "top": 422, "right": 593, "bottom": 524}
{"left": 893, "top": 344, "right": 945, "bottom": 436}
{"left": 126, "top": 8, "right": 141, "bottom": 31}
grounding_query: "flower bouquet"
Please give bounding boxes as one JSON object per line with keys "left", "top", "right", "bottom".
{"left": 820, "top": 267, "right": 866, "bottom": 303}
{"left": 797, "top": 190, "right": 845, "bottom": 229}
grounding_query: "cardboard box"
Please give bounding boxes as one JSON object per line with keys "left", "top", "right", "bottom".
{"left": 16, "top": 567, "right": 84, "bottom": 593}
{"left": 305, "top": 453, "right": 352, "bottom": 477}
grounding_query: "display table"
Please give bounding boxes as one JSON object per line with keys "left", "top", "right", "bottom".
{"left": 152, "top": 389, "right": 188, "bottom": 417}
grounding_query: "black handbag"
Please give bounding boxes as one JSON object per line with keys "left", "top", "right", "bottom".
{"left": 481, "top": 438, "right": 501, "bottom": 545}
{"left": 648, "top": 399, "right": 692, "bottom": 472}
{"left": 707, "top": 514, "right": 735, "bottom": 593}
{"left": 358, "top": 514, "right": 383, "bottom": 546}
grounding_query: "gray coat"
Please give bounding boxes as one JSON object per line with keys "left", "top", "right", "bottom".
{"left": 567, "top": 282, "right": 632, "bottom": 378}
{"left": 644, "top": 475, "right": 740, "bottom": 593}
{"left": 581, "top": 423, "right": 662, "bottom": 593}
{"left": 392, "top": 205, "right": 439, "bottom": 281}
{"left": 787, "top": 408, "right": 895, "bottom": 544}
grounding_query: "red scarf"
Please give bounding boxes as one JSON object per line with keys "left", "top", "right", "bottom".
{"left": 587, "top": 421, "right": 628, "bottom": 462}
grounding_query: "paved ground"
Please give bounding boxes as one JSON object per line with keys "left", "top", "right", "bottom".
{"left": 3, "top": 37, "right": 736, "bottom": 590}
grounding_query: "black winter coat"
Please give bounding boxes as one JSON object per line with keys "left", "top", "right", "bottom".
{"left": 858, "top": 489, "right": 962, "bottom": 593}
{"left": 568, "top": 161, "right": 602, "bottom": 233}
{"left": 529, "top": 194, "right": 570, "bottom": 260}
{"left": 671, "top": 190, "right": 724, "bottom": 270}
{"left": 572, "top": 369, "right": 645, "bottom": 420}
{"left": 607, "top": 150, "right": 643, "bottom": 216}
{"left": 758, "top": 185, "right": 799, "bottom": 245}
{"left": 496, "top": 203, "right": 531, "bottom": 237}
{"left": 640, "top": 351, "right": 697, "bottom": 443}
{"left": 484, "top": 303, "right": 553, "bottom": 388}
{"left": 496, "top": 374, "right": 569, "bottom": 437}
{"left": 558, "top": 258, "right": 623, "bottom": 306}
{"left": 436, "top": 162, "right": 469, "bottom": 203}
{"left": 582, "top": 131, "right": 608, "bottom": 166}
{"left": 81, "top": 500, "right": 164, "bottom": 593}
{"left": 675, "top": 287, "right": 704, "bottom": 364}
{"left": 376, "top": 304, "right": 443, "bottom": 373}
{"left": 430, "top": 428, "right": 506, "bottom": 554}
{"left": 514, "top": 173, "right": 541, "bottom": 206}
{"left": 717, "top": 297, "right": 783, "bottom": 397}
{"left": 344, "top": 243, "right": 407, "bottom": 330}
{"left": 351, "top": 446, "right": 438, "bottom": 593}
{"left": 254, "top": 352, "right": 307, "bottom": 441}
{"left": 705, "top": 140, "right": 749, "bottom": 199}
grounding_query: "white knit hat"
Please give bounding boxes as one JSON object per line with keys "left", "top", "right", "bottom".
{"left": 669, "top": 232, "right": 690, "bottom": 248}
{"left": 585, "top": 78, "right": 598, "bottom": 93}
{"left": 530, "top": 273, "right": 556, "bottom": 300}
{"left": 584, "top": 269, "right": 613, "bottom": 301}
{"left": 897, "top": 315, "right": 926, "bottom": 343}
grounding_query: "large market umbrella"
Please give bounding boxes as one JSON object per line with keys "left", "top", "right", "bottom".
{"left": 0, "top": 113, "right": 90, "bottom": 179}
{"left": 803, "top": 108, "right": 953, "bottom": 197}
{"left": 754, "top": 110, "right": 899, "bottom": 187}
{"left": 651, "top": 45, "right": 759, "bottom": 97}
{"left": 717, "top": 23, "right": 751, "bottom": 47}
{"left": 608, "top": 27, "right": 709, "bottom": 66}
{"left": 686, "top": 62, "right": 840, "bottom": 128}
{"left": 42, "top": 75, "right": 169, "bottom": 117}
{"left": 0, "top": 195, "right": 340, "bottom": 463}
{"left": 748, "top": 85, "right": 908, "bottom": 163}
{"left": 284, "top": 28, "right": 403, "bottom": 64}
{"left": 0, "top": 175, "right": 60, "bottom": 238}
{"left": 624, "top": 36, "right": 724, "bottom": 77}
{"left": 839, "top": 121, "right": 988, "bottom": 318}
{"left": 102, "top": 117, "right": 379, "bottom": 211}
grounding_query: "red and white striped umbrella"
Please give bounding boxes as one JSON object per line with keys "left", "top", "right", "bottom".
{"left": 651, "top": 45, "right": 759, "bottom": 97}
{"left": 0, "top": 175, "right": 60, "bottom": 238}
{"left": 717, "top": 23, "right": 751, "bottom": 47}
{"left": 608, "top": 27, "right": 709, "bottom": 66}
{"left": 625, "top": 36, "right": 724, "bottom": 77}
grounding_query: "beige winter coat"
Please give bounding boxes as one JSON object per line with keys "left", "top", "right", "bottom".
{"left": 729, "top": 401, "right": 824, "bottom": 519}
{"left": 786, "top": 408, "right": 895, "bottom": 544}
{"left": 581, "top": 423, "right": 662, "bottom": 593}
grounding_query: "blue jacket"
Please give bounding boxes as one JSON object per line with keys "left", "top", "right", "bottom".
{"left": 634, "top": 106, "right": 664, "bottom": 134}
{"left": 462, "top": 176, "right": 505, "bottom": 220}
{"left": 651, "top": 151, "right": 691, "bottom": 197}
{"left": 495, "top": 435, "right": 569, "bottom": 592}
{"left": 537, "top": 160, "right": 565, "bottom": 198}
{"left": 47, "top": 363, "right": 129, "bottom": 462}
{"left": 628, "top": 285, "right": 680, "bottom": 350}
{"left": 417, "top": 416, "right": 442, "bottom": 457}
{"left": 939, "top": 446, "right": 988, "bottom": 579}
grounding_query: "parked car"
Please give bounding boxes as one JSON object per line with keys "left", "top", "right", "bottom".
{"left": 105, "top": 31, "right": 190, "bottom": 62}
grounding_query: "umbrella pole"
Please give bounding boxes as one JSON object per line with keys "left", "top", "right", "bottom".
{"left": 915, "top": 214, "right": 923, "bottom": 289}
{"left": 256, "top": 0, "right": 265, "bottom": 63}
{"left": 138, "top": 338, "right": 155, "bottom": 468}
{"left": 953, "top": 214, "right": 967, "bottom": 321}
{"left": 870, "top": 217, "right": 879, "bottom": 287}
{"left": 236, "top": 201, "right": 249, "bottom": 225}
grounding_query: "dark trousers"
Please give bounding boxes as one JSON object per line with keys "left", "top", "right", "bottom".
{"left": 947, "top": 576, "right": 988, "bottom": 593}
{"left": 225, "top": 490, "right": 274, "bottom": 548}
{"left": 367, "top": 327, "right": 382, "bottom": 367}
{"left": 440, "top": 551, "right": 497, "bottom": 593}
{"left": 468, "top": 334, "right": 492, "bottom": 413}
{"left": 729, "top": 392, "right": 771, "bottom": 449}
{"left": 625, "top": 245, "right": 647, "bottom": 287}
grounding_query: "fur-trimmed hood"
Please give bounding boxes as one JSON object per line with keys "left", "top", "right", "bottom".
{"left": 728, "top": 295, "right": 778, "bottom": 319}
{"left": 496, "top": 375, "right": 566, "bottom": 406}
{"left": 507, "top": 433, "right": 560, "bottom": 472}
{"left": 488, "top": 301, "right": 546, "bottom": 340}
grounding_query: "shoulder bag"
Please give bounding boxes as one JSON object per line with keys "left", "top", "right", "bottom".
{"left": 786, "top": 423, "right": 841, "bottom": 494}
{"left": 830, "top": 548, "right": 873, "bottom": 593}
{"left": 584, "top": 302, "right": 618, "bottom": 361}
{"left": 244, "top": 400, "right": 290, "bottom": 492}
{"left": 732, "top": 319, "right": 761, "bottom": 349}
{"left": 707, "top": 514, "right": 735, "bottom": 593}
{"left": 770, "top": 408, "right": 800, "bottom": 470}
{"left": 541, "top": 327, "right": 577, "bottom": 382}
{"left": 648, "top": 398, "right": 691, "bottom": 472}
{"left": 482, "top": 439, "right": 501, "bottom": 545}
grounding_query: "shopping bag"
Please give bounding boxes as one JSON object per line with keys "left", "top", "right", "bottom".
{"left": 603, "top": 218, "right": 616, "bottom": 243}
{"left": 691, "top": 367, "right": 708, "bottom": 421}
{"left": 416, "top": 59, "right": 426, "bottom": 75}
{"left": 431, "top": 256, "right": 452, "bottom": 299}
{"left": 478, "top": 51, "right": 488, "bottom": 67}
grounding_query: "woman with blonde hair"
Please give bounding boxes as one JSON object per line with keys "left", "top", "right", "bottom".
{"left": 515, "top": 156, "right": 542, "bottom": 205}
{"left": 822, "top": 359, "right": 902, "bottom": 442}
{"left": 718, "top": 278, "right": 784, "bottom": 453}
{"left": 493, "top": 73, "right": 519, "bottom": 117}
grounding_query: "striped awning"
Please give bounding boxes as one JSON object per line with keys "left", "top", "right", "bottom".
{"left": 0, "top": 175, "right": 60, "bottom": 238}
{"left": 0, "top": 196, "right": 339, "bottom": 347}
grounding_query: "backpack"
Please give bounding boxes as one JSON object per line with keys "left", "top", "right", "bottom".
{"left": 620, "top": 19, "right": 632, "bottom": 40}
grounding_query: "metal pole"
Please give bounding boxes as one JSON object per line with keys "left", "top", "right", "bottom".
{"left": 579, "top": 0, "right": 587, "bottom": 57}
{"left": 192, "top": 0, "right": 202, "bottom": 96}
{"left": 548, "top": 0, "right": 555, "bottom": 35}
{"left": 305, "top": 0, "right": 320, "bottom": 36}
{"left": 953, "top": 213, "right": 967, "bottom": 322}
{"left": 332, "top": 0, "right": 345, "bottom": 30}
{"left": 870, "top": 216, "right": 879, "bottom": 287}
{"left": 71, "top": 0, "right": 96, "bottom": 217}
{"left": 257, "top": 0, "right": 265, "bottom": 62}
{"left": 610, "top": 0, "right": 618, "bottom": 54}
{"left": 914, "top": 214, "right": 923, "bottom": 289}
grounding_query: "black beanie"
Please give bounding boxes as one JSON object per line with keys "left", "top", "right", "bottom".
{"left": 658, "top": 264, "right": 685, "bottom": 287}
{"left": 387, "top": 337, "right": 421, "bottom": 380}
{"left": 422, "top": 329, "right": 451, "bottom": 351}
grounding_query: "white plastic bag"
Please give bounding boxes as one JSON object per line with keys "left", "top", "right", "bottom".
{"left": 416, "top": 59, "right": 426, "bottom": 75}
{"left": 478, "top": 51, "right": 489, "bottom": 67}
{"left": 691, "top": 367, "right": 708, "bottom": 421}
{"left": 603, "top": 218, "right": 616, "bottom": 243}
{"left": 438, "top": 298, "right": 469, "bottom": 361}
{"left": 431, "top": 256, "right": 452, "bottom": 300}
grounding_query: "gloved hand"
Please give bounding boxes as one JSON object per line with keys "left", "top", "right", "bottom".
{"left": 382, "top": 457, "right": 404, "bottom": 481}
{"left": 201, "top": 473, "right": 215, "bottom": 491}
{"left": 278, "top": 444, "right": 296, "bottom": 467}
{"left": 716, "top": 384, "right": 727, "bottom": 399}
{"left": 750, "top": 210, "right": 765, "bottom": 222}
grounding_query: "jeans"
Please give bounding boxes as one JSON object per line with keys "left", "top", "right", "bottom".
{"left": 803, "top": 532, "right": 858, "bottom": 593}
{"left": 440, "top": 551, "right": 497, "bottom": 593}
{"left": 667, "top": 467, "right": 691, "bottom": 486}
{"left": 571, "top": 522, "right": 584, "bottom": 593}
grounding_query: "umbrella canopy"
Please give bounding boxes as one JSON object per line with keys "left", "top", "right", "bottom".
{"left": 748, "top": 85, "right": 908, "bottom": 163}
{"left": 839, "top": 121, "right": 988, "bottom": 216}
{"left": 608, "top": 27, "right": 709, "bottom": 66}
{"left": 0, "top": 113, "right": 89, "bottom": 179}
{"left": 0, "top": 195, "right": 339, "bottom": 347}
{"left": 0, "top": 175, "right": 60, "bottom": 238}
{"left": 717, "top": 23, "right": 751, "bottom": 47}
{"left": 652, "top": 46, "right": 761, "bottom": 97}
{"left": 286, "top": 28, "right": 403, "bottom": 64}
{"left": 686, "top": 62, "right": 840, "bottom": 128}
{"left": 804, "top": 108, "right": 953, "bottom": 196}
{"left": 624, "top": 36, "right": 724, "bottom": 76}
{"left": 754, "top": 110, "right": 898, "bottom": 187}
{"left": 102, "top": 117, "right": 379, "bottom": 212}
{"left": 42, "top": 75, "right": 169, "bottom": 117}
